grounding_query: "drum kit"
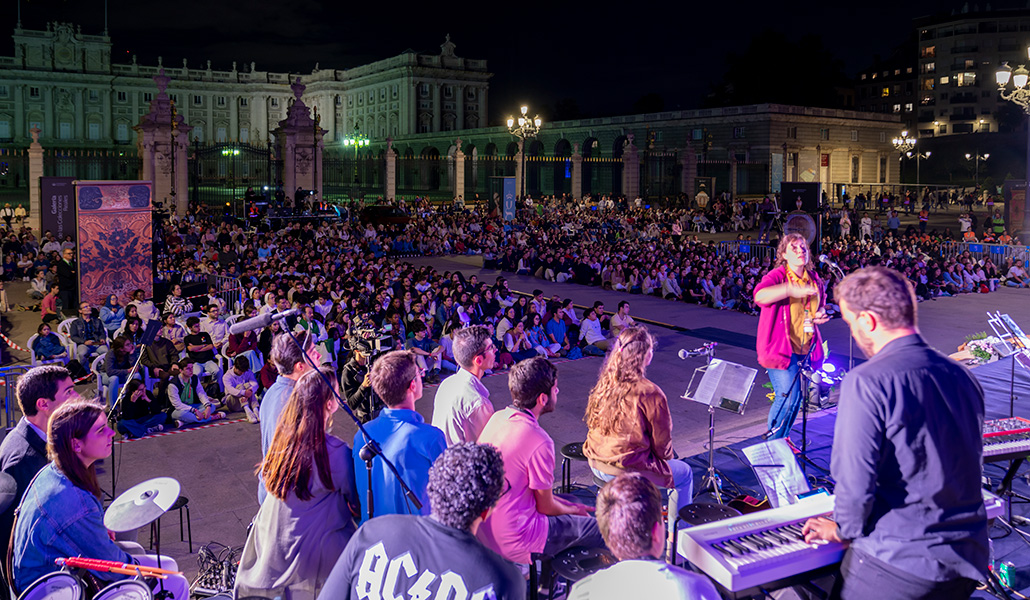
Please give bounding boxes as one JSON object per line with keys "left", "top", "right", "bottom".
{"left": 18, "top": 478, "right": 182, "bottom": 600}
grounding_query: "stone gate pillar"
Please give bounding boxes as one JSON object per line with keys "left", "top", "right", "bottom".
{"left": 623, "top": 134, "right": 640, "bottom": 200}
{"left": 272, "top": 78, "right": 326, "bottom": 201}
{"left": 385, "top": 138, "right": 397, "bottom": 201}
{"left": 28, "top": 127, "right": 43, "bottom": 233}
{"left": 136, "top": 68, "right": 192, "bottom": 217}
{"left": 453, "top": 138, "right": 465, "bottom": 204}
{"left": 571, "top": 143, "right": 583, "bottom": 201}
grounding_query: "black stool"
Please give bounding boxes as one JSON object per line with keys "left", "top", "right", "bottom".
{"left": 149, "top": 495, "right": 193, "bottom": 554}
{"left": 552, "top": 546, "right": 617, "bottom": 583}
{"left": 559, "top": 442, "right": 591, "bottom": 494}
{"left": 669, "top": 502, "right": 743, "bottom": 566}
{"left": 529, "top": 552, "right": 556, "bottom": 600}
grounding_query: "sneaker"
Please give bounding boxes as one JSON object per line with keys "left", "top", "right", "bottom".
{"left": 211, "top": 411, "right": 226, "bottom": 421}
{"left": 243, "top": 405, "right": 258, "bottom": 424}
{"left": 145, "top": 424, "right": 164, "bottom": 435}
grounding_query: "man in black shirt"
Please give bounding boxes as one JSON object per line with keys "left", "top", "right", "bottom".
{"left": 340, "top": 336, "right": 381, "bottom": 423}
{"left": 184, "top": 316, "right": 223, "bottom": 385}
{"left": 317, "top": 443, "right": 524, "bottom": 600}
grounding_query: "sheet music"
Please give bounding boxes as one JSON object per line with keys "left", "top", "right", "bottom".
{"left": 742, "top": 439, "right": 811, "bottom": 508}
{"left": 692, "top": 360, "right": 726, "bottom": 406}
{"left": 1001, "top": 314, "right": 1030, "bottom": 350}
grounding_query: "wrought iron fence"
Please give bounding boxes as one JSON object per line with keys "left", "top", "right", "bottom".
{"left": 323, "top": 154, "right": 385, "bottom": 203}
{"left": 581, "top": 156, "right": 622, "bottom": 198}
{"left": 642, "top": 151, "right": 681, "bottom": 201}
{"left": 43, "top": 148, "right": 142, "bottom": 182}
{"left": 464, "top": 155, "right": 514, "bottom": 203}
{"left": 396, "top": 156, "right": 453, "bottom": 202}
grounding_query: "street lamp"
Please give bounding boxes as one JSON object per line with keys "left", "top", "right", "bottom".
{"left": 342, "top": 125, "right": 370, "bottom": 184}
{"left": 997, "top": 51, "right": 1030, "bottom": 233}
{"left": 506, "top": 105, "right": 542, "bottom": 199}
{"left": 905, "top": 150, "right": 931, "bottom": 192}
{"left": 892, "top": 130, "right": 916, "bottom": 189}
{"left": 965, "top": 152, "right": 989, "bottom": 189}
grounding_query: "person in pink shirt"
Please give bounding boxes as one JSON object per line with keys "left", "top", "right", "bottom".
{"left": 477, "top": 357, "right": 604, "bottom": 565}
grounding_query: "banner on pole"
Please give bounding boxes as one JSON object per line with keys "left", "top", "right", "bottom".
{"left": 503, "top": 177, "right": 516, "bottom": 221}
{"left": 39, "top": 177, "right": 77, "bottom": 241}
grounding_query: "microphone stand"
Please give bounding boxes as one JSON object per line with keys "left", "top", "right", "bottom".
{"left": 822, "top": 260, "right": 851, "bottom": 369}
{"left": 106, "top": 338, "right": 154, "bottom": 500}
{"left": 278, "top": 320, "right": 422, "bottom": 518}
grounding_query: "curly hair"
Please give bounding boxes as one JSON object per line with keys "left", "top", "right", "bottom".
{"left": 427, "top": 443, "right": 505, "bottom": 531}
{"left": 584, "top": 326, "right": 656, "bottom": 435}
{"left": 774, "top": 233, "right": 814, "bottom": 271}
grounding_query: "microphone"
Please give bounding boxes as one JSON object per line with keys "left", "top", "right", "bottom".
{"left": 817, "top": 254, "right": 840, "bottom": 269}
{"left": 678, "top": 342, "right": 717, "bottom": 360}
{"left": 228, "top": 308, "right": 300, "bottom": 335}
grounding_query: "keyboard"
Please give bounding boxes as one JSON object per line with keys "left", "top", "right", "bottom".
{"left": 677, "top": 494, "right": 843, "bottom": 593}
{"left": 678, "top": 490, "right": 1003, "bottom": 594}
{"left": 983, "top": 417, "right": 1030, "bottom": 463}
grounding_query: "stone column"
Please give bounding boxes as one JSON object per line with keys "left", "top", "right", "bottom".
{"left": 815, "top": 144, "right": 822, "bottom": 185}
{"left": 680, "top": 145, "right": 696, "bottom": 203}
{"left": 28, "top": 127, "right": 43, "bottom": 234}
{"left": 623, "top": 134, "right": 640, "bottom": 200}
{"left": 453, "top": 138, "right": 465, "bottom": 203}
{"left": 571, "top": 143, "right": 583, "bottom": 200}
{"left": 515, "top": 139, "right": 524, "bottom": 199}
{"left": 385, "top": 138, "right": 397, "bottom": 201}
{"left": 729, "top": 157, "right": 739, "bottom": 197}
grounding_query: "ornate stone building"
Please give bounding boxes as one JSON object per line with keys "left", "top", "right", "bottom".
{"left": 0, "top": 23, "right": 491, "bottom": 147}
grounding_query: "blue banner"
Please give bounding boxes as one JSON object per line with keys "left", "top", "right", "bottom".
{"left": 969, "top": 244, "right": 984, "bottom": 252}
{"left": 503, "top": 177, "right": 516, "bottom": 221}
{"left": 990, "top": 245, "right": 1005, "bottom": 254}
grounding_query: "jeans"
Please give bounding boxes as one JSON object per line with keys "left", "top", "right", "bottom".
{"left": 592, "top": 459, "right": 693, "bottom": 539}
{"left": 117, "top": 413, "right": 168, "bottom": 438}
{"left": 766, "top": 353, "right": 805, "bottom": 439}
{"left": 542, "top": 512, "right": 605, "bottom": 556}
{"left": 838, "top": 548, "right": 978, "bottom": 600}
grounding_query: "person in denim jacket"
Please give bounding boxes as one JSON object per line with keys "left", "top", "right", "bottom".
{"left": 11, "top": 400, "right": 190, "bottom": 598}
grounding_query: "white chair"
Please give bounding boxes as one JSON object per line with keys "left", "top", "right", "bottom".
{"left": 91, "top": 354, "right": 107, "bottom": 405}
{"left": 27, "top": 333, "right": 70, "bottom": 367}
{"left": 57, "top": 317, "right": 76, "bottom": 339}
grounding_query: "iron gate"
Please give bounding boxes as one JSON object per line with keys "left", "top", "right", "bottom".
{"left": 189, "top": 141, "right": 278, "bottom": 210}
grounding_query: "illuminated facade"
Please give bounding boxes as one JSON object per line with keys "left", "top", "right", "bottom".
{"left": 0, "top": 23, "right": 491, "bottom": 147}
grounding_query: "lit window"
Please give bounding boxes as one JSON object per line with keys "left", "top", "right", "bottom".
{"left": 904, "top": 103, "right": 913, "bottom": 112}
{"left": 893, "top": 104, "right": 901, "bottom": 113}
{"left": 939, "top": 76, "right": 950, "bottom": 85}
{"left": 881, "top": 87, "right": 890, "bottom": 97}
{"left": 955, "top": 72, "right": 976, "bottom": 87}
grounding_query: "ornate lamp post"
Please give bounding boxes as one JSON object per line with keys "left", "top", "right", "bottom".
{"left": 892, "top": 130, "right": 916, "bottom": 184}
{"left": 506, "top": 105, "right": 541, "bottom": 199}
{"left": 343, "top": 124, "right": 370, "bottom": 184}
{"left": 997, "top": 52, "right": 1030, "bottom": 219}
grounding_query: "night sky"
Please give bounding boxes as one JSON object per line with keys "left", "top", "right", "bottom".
{"left": 1, "top": 0, "right": 1006, "bottom": 124}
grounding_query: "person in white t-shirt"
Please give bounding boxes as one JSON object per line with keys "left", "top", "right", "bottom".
{"left": 570, "top": 473, "right": 721, "bottom": 600}
{"left": 609, "top": 301, "right": 636, "bottom": 338}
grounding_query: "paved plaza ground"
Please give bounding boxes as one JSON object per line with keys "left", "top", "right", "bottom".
{"left": 0, "top": 203, "right": 1023, "bottom": 588}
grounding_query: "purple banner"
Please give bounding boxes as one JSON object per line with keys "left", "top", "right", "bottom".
{"left": 39, "top": 177, "right": 77, "bottom": 242}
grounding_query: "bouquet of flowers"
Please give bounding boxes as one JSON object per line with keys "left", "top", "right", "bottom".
{"left": 963, "top": 332, "right": 1002, "bottom": 364}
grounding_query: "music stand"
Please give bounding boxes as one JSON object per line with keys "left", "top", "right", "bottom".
{"left": 985, "top": 311, "right": 1030, "bottom": 523}
{"left": 987, "top": 311, "right": 1030, "bottom": 419}
{"left": 683, "top": 358, "right": 757, "bottom": 504}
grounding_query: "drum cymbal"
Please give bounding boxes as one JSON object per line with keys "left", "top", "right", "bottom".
{"left": 104, "top": 477, "right": 181, "bottom": 532}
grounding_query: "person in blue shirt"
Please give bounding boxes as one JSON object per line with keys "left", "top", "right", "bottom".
{"left": 544, "top": 303, "right": 571, "bottom": 356}
{"left": 353, "top": 350, "right": 445, "bottom": 523}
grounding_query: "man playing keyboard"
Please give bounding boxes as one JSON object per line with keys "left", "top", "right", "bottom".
{"left": 802, "top": 267, "right": 987, "bottom": 600}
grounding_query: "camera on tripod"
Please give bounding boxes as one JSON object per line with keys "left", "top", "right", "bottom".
{"left": 350, "top": 314, "right": 394, "bottom": 358}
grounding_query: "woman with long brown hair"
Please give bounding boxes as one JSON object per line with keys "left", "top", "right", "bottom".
{"left": 582, "top": 326, "right": 693, "bottom": 547}
{"left": 235, "top": 367, "right": 359, "bottom": 599}
{"left": 12, "top": 400, "right": 189, "bottom": 598}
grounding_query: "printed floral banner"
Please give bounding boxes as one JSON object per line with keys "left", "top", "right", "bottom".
{"left": 74, "top": 181, "right": 153, "bottom": 307}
